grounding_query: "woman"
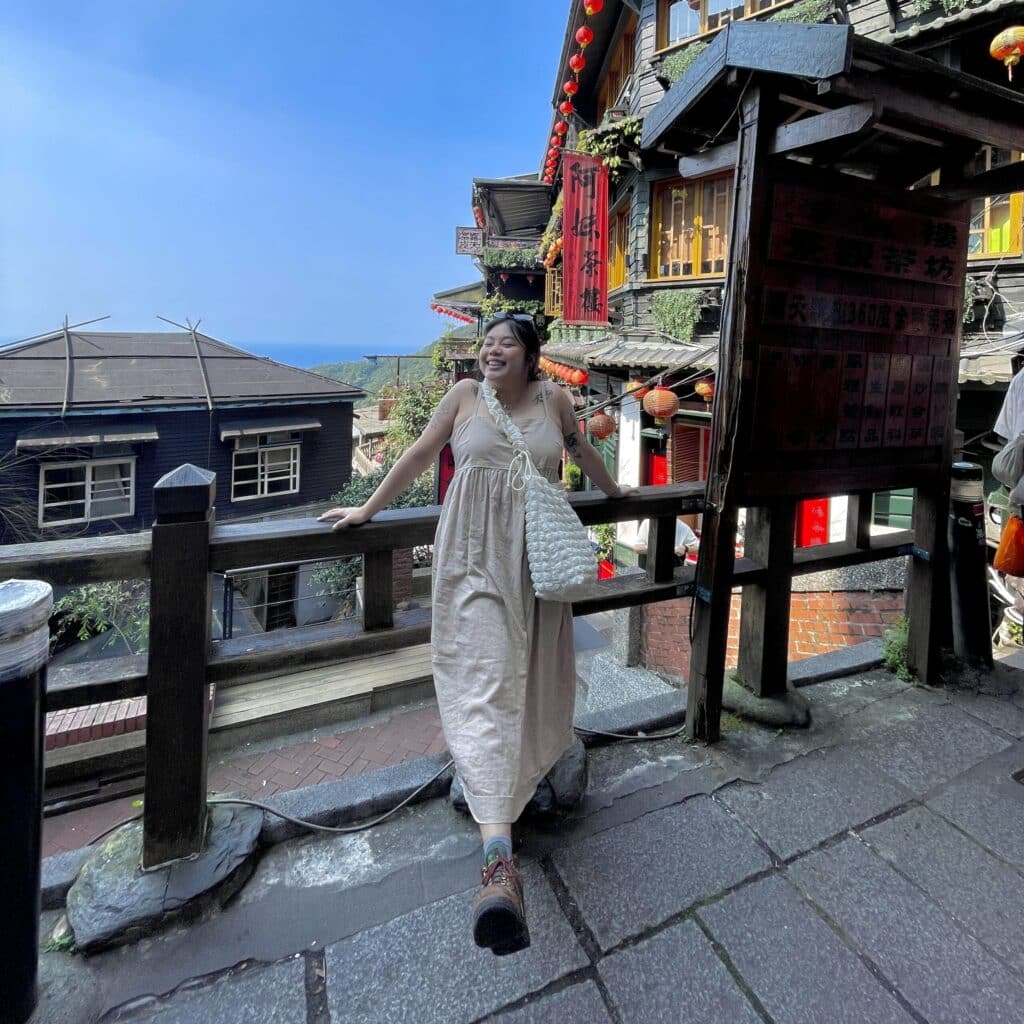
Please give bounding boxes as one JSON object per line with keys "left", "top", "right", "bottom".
{"left": 319, "top": 312, "right": 630, "bottom": 955}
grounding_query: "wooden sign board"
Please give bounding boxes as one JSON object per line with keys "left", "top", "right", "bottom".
{"left": 734, "top": 168, "right": 968, "bottom": 502}
{"left": 455, "top": 227, "right": 484, "bottom": 255}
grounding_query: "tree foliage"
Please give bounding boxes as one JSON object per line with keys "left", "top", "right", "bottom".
{"left": 52, "top": 581, "right": 150, "bottom": 655}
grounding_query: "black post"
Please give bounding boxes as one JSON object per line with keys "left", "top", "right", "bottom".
{"left": 949, "top": 462, "right": 993, "bottom": 667}
{"left": 143, "top": 464, "right": 215, "bottom": 868}
{"left": 0, "top": 579, "right": 52, "bottom": 1024}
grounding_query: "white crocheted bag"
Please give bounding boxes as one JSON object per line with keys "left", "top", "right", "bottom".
{"left": 481, "top": 381, "right": 598, "bottom": 602}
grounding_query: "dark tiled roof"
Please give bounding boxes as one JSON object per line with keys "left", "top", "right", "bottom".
{"left": 0, "top": 331, "right": 364, "bottom": 411}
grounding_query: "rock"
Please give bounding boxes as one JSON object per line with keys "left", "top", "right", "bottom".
{"left": 66, "top": 803, "right": 262, "bottom": 952}
{"left": 722, "top": 674, "right": 811, "bottom": 728}
{"left": 448, "top": 739, "right": 588, "bottom": 818}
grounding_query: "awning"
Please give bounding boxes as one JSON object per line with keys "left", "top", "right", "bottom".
{"left": 15, "top": 421, "right": 159, "bottom": 451}
{"left": 219, "top": 416, "right": 322, "bottom": 441}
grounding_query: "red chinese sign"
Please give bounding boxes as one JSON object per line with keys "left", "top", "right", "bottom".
{"left": 562, "top": 152, "right": 609, "bottom": 325}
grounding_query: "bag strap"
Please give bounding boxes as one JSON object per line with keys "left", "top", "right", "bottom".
{"left": 481, "top": 381, "right": 537, "bottom": 492}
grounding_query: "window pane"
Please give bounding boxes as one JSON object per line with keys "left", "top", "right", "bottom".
{"left": 700, "top": 177, "right": 732, "bottom": 274}
{"left": 665, "top": 0, "right": 698, "bottom": 44}
{"left": 706, "top": 0, "right": 744, "bottom": 31}
{"left": 42, "top": 466, "right": 87, "bottom": 524}
{"left": 658, "top": 183, "right": 696, "bottom": 277}
{"left": 90, "top": 462, "right": 132, "bottom": 517}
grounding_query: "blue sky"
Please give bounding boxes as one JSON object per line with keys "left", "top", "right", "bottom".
{"left": 0, "top": 2, "right": 568, "bottom": 366}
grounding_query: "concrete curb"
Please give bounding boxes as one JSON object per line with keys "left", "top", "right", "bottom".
{"left": 788, "top": 639, "right": 885, "bottom": 687}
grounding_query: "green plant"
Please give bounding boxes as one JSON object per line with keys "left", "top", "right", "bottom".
{"left": 660, "top": 42, "right": 708, "bottom": 85}
{"left": 52, "top": 581, "right": 150, "bottom": 655}
{"left": 768, "top": 0, "right": 835, "bottom": 24}
{"left": 479, "top": 296, "right": 545, "bottom": 319}
{"left": 593, "top": 522, "right": 616, "bottom": 561}
{"left": 564, "top": 463, "right": 583, "bottom": 491}
{"left": 912, "top": 0, "right": 971, "bottom": 15}
{"left": 577, "top": 116, "right": 643, "bottom": 182}
{"left": 480, "top": 246, "right": 539, "bottom": 270}
{"left": 882, "top": 617, "right": 914, "bottom": 683}
{"left": 538, "top": 193, "right": 565, "bottom": 261}
{"left": 384, "top": 378, "right": 450, "bottom": 456}
{"left": 962, "top": 275, "right": 979, "bottom": 325}
{"left": 653, "top": 289, "right": 703, "bottom": 342}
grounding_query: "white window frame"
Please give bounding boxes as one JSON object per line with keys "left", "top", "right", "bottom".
{"left": 230, "top": 434, "right": 301, "bottom": 502}
{"left": 38, "top": 457, "right": 136, "bottom": 529}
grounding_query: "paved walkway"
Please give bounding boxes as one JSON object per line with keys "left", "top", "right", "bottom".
{"left": 35, "top": 659, "right": 1024, "bottom": 1024}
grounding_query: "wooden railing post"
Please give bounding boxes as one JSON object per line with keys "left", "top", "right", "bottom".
{"left": 363, "top": 551, "right": 394, "bottom": 631}
{"left": 143, "top": 464, "right": 215, "bottom": 869}
{"left": 646, "top": 515, "right": 678, "bottom": 584}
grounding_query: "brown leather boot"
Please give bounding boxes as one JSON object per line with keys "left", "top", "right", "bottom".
{"left": 471, "top": 855, "right": 530, "bottom": 955}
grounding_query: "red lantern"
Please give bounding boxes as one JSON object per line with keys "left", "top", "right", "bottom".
{"left": 500, "top": 273, "right": 510, "bottom": 283}
{"left": 587, "top": 412, "right": 616, "bottom": 439}
{"left": 563, "top": 80, "right": 579, "bottom": 97}
{"left": 576, "top": 25, "right": 594, "bottom": 47}
{"left": 570, "top": 369, "right": 584, "bottom": 385}
{"left": 626, "top": 378, "right": 649, "bottom": 401}
{"left": 569, "top": 53, "right": 586, "bottom": 74}
{"left": 584, "top": 0, "right": 604, "bottom": 13}
{"left": 694, "top": 379, "right": 715, "bottom": 403}
{"left": 991, "top": 27, "right": 1024, "bottom": 80}
{"left": 559, "top": 100, "right": 575, "bottom": 116}
{"left": 555, "top": 121, "right": 569, "bottom": 135}
{"left": 642, "top": 386, "right": 680, "bottom": 423}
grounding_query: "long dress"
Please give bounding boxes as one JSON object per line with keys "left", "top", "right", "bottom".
{"left": 431, "top": 383, "right": 577, "bottom": 824}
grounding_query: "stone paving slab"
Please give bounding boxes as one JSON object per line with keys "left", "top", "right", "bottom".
{"left": 925, "top": 740, "right": 1024, "bottom": 871}
{"left": 717, "top": 744, "right": 913, "bottom": 860}
{"left": 859, "top": 805, "right": 1024, "bottom": 976}
{"left": 488, "top": 981, "right": 612, "bottom": 1023}
{"left": 851, "top": 697, "right": 1011, "bottom": 794}
{"left": 797, "top": 669, "right": 908, "bottom": 720}
{"left": 106, "top": 956, "right": 307, "bottom": 1023}
{"left": 599, "top": 919, "right": 762, "bottom": 1024}
{"left": 698, "top": 875, "right": 915, "bottom": 1024}
{"left": 323, "top": 862, "right": 587, "bottom": 1024}
{"left": 788, "top": 836, "right": 1024, "bottom": 1024}
{"left": 946, "top": 688, "right": 1024, "bottom": 738}
{"left": 551, "top": 795, "right": 772, "bottom": 951}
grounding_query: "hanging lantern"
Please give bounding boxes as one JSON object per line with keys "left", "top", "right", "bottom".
{"left": 626, "top": 378, "right": 649, "bottom": 401}
{"left": 587, "top": 412, "right": 616, "bottom": 440}
{"left": 576, "top": 25, "right": 594, "bottom": 48}
{"left": 642, "top": 385, "right": 680, "bottom": 424}
{"left": 990, "top": 27, "right": 1024, "bottom": 80}
{"left": 500, "top": 273, "right": 510, "bottom": 283}
{"left": 555, "top": 121, "right": 569, "bottom": 136}
{"left": 584, "top": 0, "right": 603, "bottom": 13}
{"left": 694, "top": 379, "right": 715, "bottom": 403}
{"left": 560, "top": 100, "right": 575, "bottom": 116}
{"left": 526, "top": 274, "right": 536, "bottom": 285}
{"left": 572, "top": 369, "right": 586, "bottom": 385}
{"left": 569, "top": 53, "right": 586, "bottom": 74}
{"left": 472, "top": 204, "right": 486, "bottom": 229}
{"left": 563, "top": 80, "right": 579, "bottom": 98}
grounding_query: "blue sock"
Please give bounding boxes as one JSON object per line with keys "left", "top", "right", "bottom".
{"left": 483, "top": 835, "right": 513, "bottom": 866}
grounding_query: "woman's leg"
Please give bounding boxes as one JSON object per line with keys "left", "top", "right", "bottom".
{"left": 472, "top": 821, "right": 529, "bottom": 955}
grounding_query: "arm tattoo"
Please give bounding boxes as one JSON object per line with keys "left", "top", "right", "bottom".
{"left": 426, "top": 397, "right": 452, "bottom": 432}
{"left": 533, "top": 391, "right": 545, "bottom": 405}
{"left": 471, "top": 384, "right": 480, "bottom": 396}
{"left": 564, "top": 431, "right": 582, "bottom": 457}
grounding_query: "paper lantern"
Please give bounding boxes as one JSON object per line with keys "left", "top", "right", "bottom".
{"left": 563, "top": 80, "right": 579, "bottom": 97}
{"left": 555, "top": 121, "right": 569, "bottom": 135}
{"left": 560, "top": 100, "right": 575, "bottom": 116}
{"left": 572, "top": 369, "right": 586, "bottom": 385}
{"left": 626, "top": 378, "right": 649, "bottom": 400}
{"left": 569, "top": 53, "right": 586, "bottom": 74}
{"left": 694, "top": 379, "right": 715, "bottom": 403}
{"left": 991, "top": 26, "right": 1024, "bottom": 80}
{"left": 584, "top": 0, "right": 603, "bottom": 13}
{"left": 587, "top": 412, "right": 616, "bottom": 439}
{"left": 576, "top": 26, "right": 594, "bottom": 48}
{"left": 642, "top": 386, "right": 680, "bottom": 423}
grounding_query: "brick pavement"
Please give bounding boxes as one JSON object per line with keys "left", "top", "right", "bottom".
{"left": 42, "top": 703, "right": 448, "bottom": 858}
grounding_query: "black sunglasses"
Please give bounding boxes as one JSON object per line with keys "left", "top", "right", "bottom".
{"left": 489, "top": 311, "right": 536, "bottom": 323}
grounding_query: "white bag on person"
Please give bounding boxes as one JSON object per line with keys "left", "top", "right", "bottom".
{"left": 481, "top": 381, "right": 599, "bottom": 602}
{"left": 993, "top": 433, "right": 1024, "bottom": 488}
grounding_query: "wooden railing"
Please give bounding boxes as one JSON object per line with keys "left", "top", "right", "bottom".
{"left": 0, "top": 464, "right": 915, "bottom": 865}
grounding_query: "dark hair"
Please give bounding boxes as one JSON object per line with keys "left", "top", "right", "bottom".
{"left": 482, "top": 314, "right": 542, "bottom": 381}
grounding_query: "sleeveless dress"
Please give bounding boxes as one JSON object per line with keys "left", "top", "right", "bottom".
{"left": 432, "top": 383, "right": 577, "bottom": 824}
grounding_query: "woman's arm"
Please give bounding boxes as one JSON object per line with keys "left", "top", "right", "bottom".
{"left": 551, "top": 384, "right": 632, "bottom": 498}
{"left": 319, "top": 380, "right": 470, "bottom": 529}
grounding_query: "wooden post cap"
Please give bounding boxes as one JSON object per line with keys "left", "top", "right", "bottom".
{"left": 0, "top": 579, "right": 53, "bottom": 680}
{"left": 153, "top": 464, "right": 216, "bottom": 521}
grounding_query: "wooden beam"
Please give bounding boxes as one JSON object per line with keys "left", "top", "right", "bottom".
{"left": 922, "top": 160, "right": 1024, "bottom": 202}
{"left": 0, "top": 533, "right": 151, "bottom": 587}
{"left": 680, "top": 143, "right": 738, "bottom": 179}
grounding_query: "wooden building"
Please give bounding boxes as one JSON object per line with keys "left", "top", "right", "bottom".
{"left": 0, "top": 329, "right": 363, "bottom": 545}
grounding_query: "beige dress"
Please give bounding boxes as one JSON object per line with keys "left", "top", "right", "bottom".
{"left": 432, "top": 383, "right": 577, "bottom": 824}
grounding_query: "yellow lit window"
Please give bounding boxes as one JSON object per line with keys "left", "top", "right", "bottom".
{"left": 657, "top": 0, "right": 795, "bottom": 49}
{"left": 651, "top": 175, "right": 732, "bottom": 279}
{"left": 968, "top": 148, "right": 1022, "bottom": 259}
{"left": 608, "top": 206, "right": 629, "bottom": 291}
{"left": 597, "top": 15, "right": 637, "bottom": 123}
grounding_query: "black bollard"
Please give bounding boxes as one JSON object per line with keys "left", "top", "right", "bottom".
{"left": 0, "top": 579, "right": 53, "bottom": 1024}
{"left": 949, "top": 462, "right": 993, "bottom": 668}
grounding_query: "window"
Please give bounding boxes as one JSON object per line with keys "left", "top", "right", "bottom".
{"left": 657, "top": 0, "right": 794, "bottom": 49}
{"left": 597, "top": 14, "right": 637, "bottom": 122}
{"left": 231, "top": 431, "right": 301, "bottom": 501}
{"left": 651, "top": 175, "right": 732, "bottom": 279}
{"left": 39, "top": 458, "right": 135, "bottom": 528}
{"left": 545, "top": 265, "right": 564, "bottom": 317}
{"left": 608, "top": 205, "right": 630, "bottom": 291}
{"left": 968, "top": 148, "right": 1022, "bottom": 259}
{"left": 672, "top": 423, "right": 711, "bottom": 483}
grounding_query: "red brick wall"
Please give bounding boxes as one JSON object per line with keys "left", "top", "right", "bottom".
{"left": 392, "top": 547, "right": 414, "bottom": 605}
{"left": 642, "top": 590, "right": 905, "bottom": 683}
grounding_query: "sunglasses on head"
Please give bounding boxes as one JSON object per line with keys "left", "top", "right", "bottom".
{"left": 490, "top": 312, "right": 536, "bottom": 323}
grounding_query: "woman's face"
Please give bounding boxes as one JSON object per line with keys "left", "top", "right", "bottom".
{"left": 479, "top": 324, "right": 528, "bottom": 387}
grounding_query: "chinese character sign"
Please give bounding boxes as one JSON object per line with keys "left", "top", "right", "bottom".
{"left": 562, "top": 153, "right": 609, "bottom": 324}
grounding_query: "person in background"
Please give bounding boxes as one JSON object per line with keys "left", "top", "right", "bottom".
{"left": 633, "top": 515, "right": 699, "bottom": 567}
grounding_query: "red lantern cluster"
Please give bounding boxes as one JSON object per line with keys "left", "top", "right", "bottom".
{"left": 472, "top": 204, "right": 486, "bottom": 229}
{"left": 539, "top": 356, "right": 589, "bottom": 385}
{"left": 430, "top": 303, "right": 474, "bottom": 325}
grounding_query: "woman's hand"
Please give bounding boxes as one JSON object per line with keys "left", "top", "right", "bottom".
{"left": 318, "top": 506, "right": 373, "bottom": 530}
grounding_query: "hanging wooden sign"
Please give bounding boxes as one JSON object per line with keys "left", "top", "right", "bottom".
{"left": 562, "top": 152, "right": 609, "bottom": 325}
